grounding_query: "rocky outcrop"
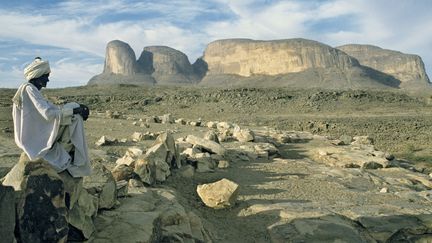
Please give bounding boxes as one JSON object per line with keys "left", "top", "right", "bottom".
{"left": 88, "top": 40, "right": 155, "bottom": 85}
{"left": 2, "top": 154, "right": 70, "bottom": 243}
{"left": 197, "top": 178, "right": 239, "bottom": 209}
{"left": 0, "top": 184, "right": 15, "bottom": 243}
{"left": 88, "top": 38, "right": 431, "bottom": 90}
{"left": 104, "top": 40, "right": 139, "bottom": 75}
{"left": 337, "top": 44, "right": 430, "bottom": 88}
{"left": 199, "top": 38, "right": 401, "bottom": 89}
{"left": 137, "top": 46, "right": 199, "bottom": 84}
{"left": 89, "top": 41, "right": 197, "bottom": 86}
{"left": 203, "top": 38, "right": 359, "bottom": 76}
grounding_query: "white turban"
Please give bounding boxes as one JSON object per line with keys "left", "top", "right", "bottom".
{"left": 23, "top": 57, "right": 51, "bottom": 81}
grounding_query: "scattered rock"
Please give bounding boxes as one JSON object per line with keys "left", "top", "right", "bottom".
{"left": 186, "top": 135, "right": 226, "bottom": 156}
{"left": 160, "top": 113, "right": 174, "bottom": 124}
{"left": 111, "top": 164, "right": 135, "bottom": 181}
{"left": 204, "top": 130, "right": 220, "bottom": 143}
{"left": 95, "top": 135, "right": 117, "bottom": 146}
{"left": 83, "top": 160, "right": 117, "bottom": 210}
{"left": 116, "top": 180, "right": 129, "bottom": 197}
{"left": 197, "top": 178, "right": 239, "bottom": 209}
{"left": 218, "top": 160, "right": 230, "bottom": 169}
{"left": 352, "top": 136, "right": 374, "bottom": 146}
{"left": 178, "top": 165, "right": 195, "bottom": 178}
{"left": 233, "top": 126, "right": 255, "bottom": 142}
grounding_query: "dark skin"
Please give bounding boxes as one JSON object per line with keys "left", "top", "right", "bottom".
{"left": 29, "top": 73, "right": 50, "bottom": 90}
{"left": 29, "top": 73, "right": 89, "bottom": 120}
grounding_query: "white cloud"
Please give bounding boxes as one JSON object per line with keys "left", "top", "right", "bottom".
{"left": 0, "top": 66, "right": 24, "bottom": 88}
{"left": 48, "top": 60, "right": 103, "bottom": 88}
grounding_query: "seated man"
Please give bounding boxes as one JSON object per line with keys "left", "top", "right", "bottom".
{"left": 12, "top": 57, "right": 91, "bottom": 177}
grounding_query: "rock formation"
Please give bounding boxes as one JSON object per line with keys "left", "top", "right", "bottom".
{"left": 199, "top": 38, "right": 401, "bottom": 89}
{"left": 104, "top": 40, "right": 139, "bottom": 75}
{"left": 0, "top": 185, "right": 15, "bottom": 243}
{"left": 337, "top": 44, "right": 430, "bottom": 89}
{"left": 137, "top": 46, "right": 198, "bottom": 84}
{"left": 88, "top": 40, "right": 155, "bottom": 85}
{"left": 88, "top": 38, "right": 430, "bottom": 90}
{"left": 203, "top": 38, "right": 358, "bottom": 76}
{"left": 89, "top": 41, "right": 197, "bottom": 86}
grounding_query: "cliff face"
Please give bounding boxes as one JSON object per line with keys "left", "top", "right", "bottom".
{"left": 202, "top": 39, "right": 360, "bottom": 77}
{"left": 103, "top": 40, "right": 139, "bottom": 75}
{"left": 137, "top": 46, "right": 198, "bottom": 84}
{"left": 337, "top": 44, "right": 430, "bottom": 86}
{"left": 88, "top": 38, "right": 429, "bottom": 90}
{"left": 89, "top": 42, "right": 197, "bottom": 85}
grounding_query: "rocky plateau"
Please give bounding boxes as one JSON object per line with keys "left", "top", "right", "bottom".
{"left": 88, "top": 38, "right": 430, "bottom": 91}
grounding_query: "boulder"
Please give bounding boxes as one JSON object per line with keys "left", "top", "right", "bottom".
{"left": 178, "top": 165, "right": 195, "bottom": 178}
{"left": 83, "top": 160, "right": 117, "bottom": 209}
{"left": 160, "top": 113, "right": 174, "bottom": 124}
{"left": 111, "top": 164, "right": 135, "bottom": 182}
{"left": 204, "top": 130, "right": 220, "bottom": 143}
{"left": 312, "top": 145, "right": 389, "bottom": 169}
{"left": 197, "top": 178, "right": 239, "bottom": 209}
{"left": 218, "top": 160, "right": 230, "bottom": 169}
{"left": 194, "top": 153, "right": 216, "bottom": 173}
{"left": 134, "top": 133, "right": 179, "bottom": 185}
{"left": 0, "top": 184, "right": 15, "bottom": 243}
{"left": 67, "top": 187, "right": 98, "bottom": 241}
{"left": 351, "top": 136, "right": 374, "bottom": 146}
{"left": 185, "top": 135, "right": 226, "bottom": 156}
{"left": 233, "top": 126, "right": 255, "bottom": 142}
{"left": 153, "top": 132, "right": 180, "bottom": 168}
{"left": 2, "top": 154, "right": 69, "bottom": 242}
{"left": 95, "top": 136, "right": 117, "bottom": 146}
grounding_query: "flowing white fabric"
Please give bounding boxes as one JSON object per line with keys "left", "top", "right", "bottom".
{"left": 23, "top": 58, "right": 51, "bottom": 81}
{"left": 12, "top": 83, "right": 91, "bottom": 177}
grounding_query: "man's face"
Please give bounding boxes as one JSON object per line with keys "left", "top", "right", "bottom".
{"left": 39, "top": 73, "right": 50, "bottom": 88}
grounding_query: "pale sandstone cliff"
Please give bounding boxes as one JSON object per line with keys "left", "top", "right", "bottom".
{"left": 88, "top": 40, "right": 155, "bottom": 85}
{"left": 137, "top": 46, "right": 198, "bottom": 84}
{"left": 202, "top": 39, "right": 359, "bottom": 77}
{"left": 88, "top": 38, "right": 429, "bottom": 90}
{"left": 103, "top": 40, "right": 139, "bottom": 75}
{"left": 337, "top": 44, "right": 430, "bottom": 87}
{"left": 199, "top": 38, "right": 401, "bottom": 89}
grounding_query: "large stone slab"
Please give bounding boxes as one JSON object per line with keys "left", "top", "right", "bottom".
{"left": 2, "top": 154, "right": 69, "bottom": 243}
{"left": 91, "top": 187, "right": 210, "bottom": 242}
{"left": 0, "top": 184, "right": 15, "bottom": 243}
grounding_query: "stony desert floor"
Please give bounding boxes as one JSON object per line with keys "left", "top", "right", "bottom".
{"left": 1, "top": 85, "right": 432, "bottom": 242}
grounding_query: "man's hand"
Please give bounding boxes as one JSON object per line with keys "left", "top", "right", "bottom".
{"left": 73, "top": 104, "right": 90, "bottom": 121}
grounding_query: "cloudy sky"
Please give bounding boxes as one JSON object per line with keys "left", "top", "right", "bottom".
{"left": 0, "top": 0, "right": 431, "bottom": 88}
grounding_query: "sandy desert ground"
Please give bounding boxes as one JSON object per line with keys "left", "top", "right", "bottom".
{"left": 1, "top": 85, "right": 432, "bottom": 242}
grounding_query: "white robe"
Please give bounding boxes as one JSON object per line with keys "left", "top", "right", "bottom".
{"left": 12, "top": 83, "right": 91, "bottom": 177}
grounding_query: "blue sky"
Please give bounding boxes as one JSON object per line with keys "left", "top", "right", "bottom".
{"left": 0, "top": 0, "right": 431, "bottom": 88}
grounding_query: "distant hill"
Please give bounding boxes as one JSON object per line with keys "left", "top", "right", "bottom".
{"left": 337, "top": 44, "right": 430, "bottom": 90}
{"left": 88, "top": 38, "right": 430, "bottom": 90}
